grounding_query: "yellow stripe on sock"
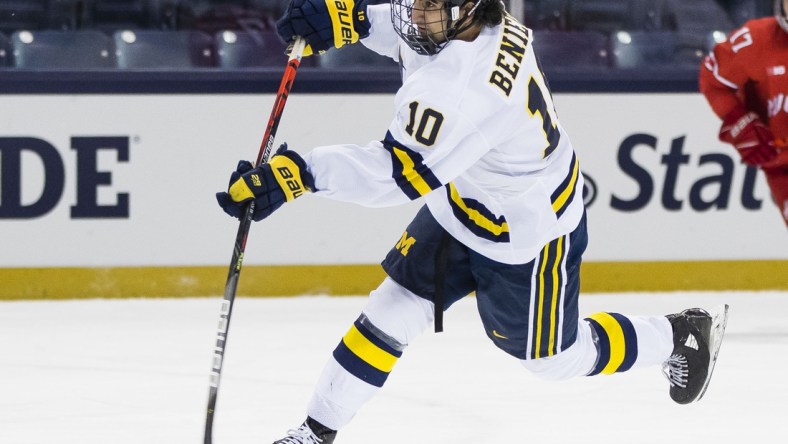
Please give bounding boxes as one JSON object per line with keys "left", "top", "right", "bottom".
{"left": 589, "top": 312, "right": 627, "bottom": 374}
{"left": 342, "top": 325, "right": 398, "bottom": 372}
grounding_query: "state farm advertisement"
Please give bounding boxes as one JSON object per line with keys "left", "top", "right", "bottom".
{"left": 0, "top": 93, "right": 786, "bottom": 267}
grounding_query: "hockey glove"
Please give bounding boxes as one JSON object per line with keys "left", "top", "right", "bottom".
{"left": 276, "top": 0, "right": 371, "bottom": 56}
{"left": 216, "top": 143, "right": 315, "bottom": 222}
{"left": 719, "top": 105, "right": 778, "bottom": 166}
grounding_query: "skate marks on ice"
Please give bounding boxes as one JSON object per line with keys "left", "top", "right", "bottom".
{"left": 0, "top": 292, "right": 786, "bottom": 443}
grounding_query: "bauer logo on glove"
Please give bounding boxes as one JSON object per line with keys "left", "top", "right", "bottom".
{"left": 276, "top": 0, "right": 371, "bottom": 56}
{"left": 217, "top": 143, "right": 316, "bottom": 222}
{"left": 327, "top": 0, "right": 362, "bottom": 47}
{"left": 718, "top": 104, "right": 778, "bottom": 166}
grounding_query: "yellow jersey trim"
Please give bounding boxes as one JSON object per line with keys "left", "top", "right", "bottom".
{"left": 392, "top": 147, "right": 433, "bottom": 196}
{"left": 552, "top": 156, "right": 579, "bottom": 214}
{"left": 448, "top": 183, "right": 510, "bottom": 236}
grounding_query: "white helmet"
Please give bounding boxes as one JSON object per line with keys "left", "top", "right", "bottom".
{"left": 776, "top": 0, "right": 788, "bottom": 33}
{"left": 390, "top": 0, "right": 488, "bottom": 55}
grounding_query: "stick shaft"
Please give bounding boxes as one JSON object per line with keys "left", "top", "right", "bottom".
{"left": 204, "top": 37, "right": 307, "bottom": 444}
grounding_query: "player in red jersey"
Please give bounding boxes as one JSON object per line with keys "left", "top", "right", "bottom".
{"left": 700, "top": 0, "right": 788, "bottom": 228}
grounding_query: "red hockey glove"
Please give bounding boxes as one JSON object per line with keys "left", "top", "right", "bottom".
{"left": 718, "top": 105, "right": 778, "bottom": 166}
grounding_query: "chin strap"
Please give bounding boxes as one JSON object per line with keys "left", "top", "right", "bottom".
{"left": 445, "top": 0, "right": 484, "bottom": 41}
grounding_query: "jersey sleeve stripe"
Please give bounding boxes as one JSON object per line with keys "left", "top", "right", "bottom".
{"left": 446, "top": 182, "right": 510, "bottom": 243}
{"left": 704, "top": 52, "right": 739, "bottom": 90}
{"left": 383, "top": 132, "right": 443, "bottom": 200}
{"left": 551, "top": 152, "right": 580, "bottom": 218}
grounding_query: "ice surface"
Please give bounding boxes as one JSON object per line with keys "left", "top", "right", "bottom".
{"left": 1, "top": 291, "right": 786, "bottom": 443}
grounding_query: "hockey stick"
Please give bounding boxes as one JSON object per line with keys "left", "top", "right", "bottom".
{"left": 204, "top": 36, "right": 307, "bottom": 444}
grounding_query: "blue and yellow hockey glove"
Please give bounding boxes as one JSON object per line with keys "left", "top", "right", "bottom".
{"left": 276, "top": 0, "right": 371, "bottom": 56}
{"left": 216, "top": 143, "right": 315, "bottom": 222}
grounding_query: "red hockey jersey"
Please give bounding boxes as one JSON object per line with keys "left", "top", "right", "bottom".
{"left": 700, "top": 17, "right": 788, "bottom": 150}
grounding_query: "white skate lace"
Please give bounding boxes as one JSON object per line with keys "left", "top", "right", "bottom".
{"left": 662, "top": 354, "right": 689, "bottom": 388}
{"left": 277, "top": 424, "right": 323, "bottom": 444}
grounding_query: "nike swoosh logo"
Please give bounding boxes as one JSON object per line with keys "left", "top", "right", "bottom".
{"left": 492, "top": 330, "right": 508, "bottom": 339}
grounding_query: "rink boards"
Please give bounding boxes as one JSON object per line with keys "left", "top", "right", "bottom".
{"left": 0, "top": 93, "right": 786, "bottom": 299}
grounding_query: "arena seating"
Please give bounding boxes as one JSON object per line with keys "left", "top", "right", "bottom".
{"left": 663, "top": 0, "right": 735, "bottom": 34}
{"left": 611, "top": 30, "right": 708, "bottom": 69}
{"left": 214, "top": 28, "right": 286, "bottom": 68}
{"left": 318, "top": 43, "right": 398, "bottom": 69}
{"left": 532, "top": 30, "right": 611, "bottom": 71}
{"left": 10, "top": 29, "right": 115, "bottom": 68}
{"left": 178, "top": 1, "right": 274, "bottom": 34}
{"left": 523, "top": 0, "right": 569, "bottom": 31}
{"left": 114, "top": 29, "right": 213, "bottom": 68}
{"left": 0, "top": 31, "right": 9, "bottom": 67}
{"left": 723, "top": 0, "right": 774, "bottom": 26}
{"left": 0, "top": 0, "right": 776, "bottom": 71}
{"left": 567, "top": 0, "right": 666, "bottom": 33}
{"left": 0, "top": 0, "right": 49, "bottom": 33}
{"left": 87, "top": 0, "right": 160, "bottom": 31}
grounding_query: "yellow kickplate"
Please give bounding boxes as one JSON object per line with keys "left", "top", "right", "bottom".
{"left": 0, "top": 261, "right": 786, "bottom": 300}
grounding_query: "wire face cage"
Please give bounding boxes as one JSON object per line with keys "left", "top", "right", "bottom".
{"left": 390, "top": 0, "right": 460, "bottom": 55}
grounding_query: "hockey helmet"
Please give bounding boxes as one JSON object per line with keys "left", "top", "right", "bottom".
{"left": 777, "top": 0, "right": 788, "bottom": 33}
{"left": 391, "top": 0, "right": 487, "bottom": 55}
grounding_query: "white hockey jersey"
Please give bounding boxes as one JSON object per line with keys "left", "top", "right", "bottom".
{"left": 303, "top": 5, "right": 584, "bottom": 265}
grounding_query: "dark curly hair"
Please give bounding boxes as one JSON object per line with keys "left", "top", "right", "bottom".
{"left": 473, "top": 0, "right": 506, "bottom": 27}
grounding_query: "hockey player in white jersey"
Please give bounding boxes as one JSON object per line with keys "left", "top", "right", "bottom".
{"left": 215, "top": 1, "right": 730, "bottom": 442}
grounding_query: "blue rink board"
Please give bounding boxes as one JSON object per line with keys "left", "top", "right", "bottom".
{"left": 0, "top": 66, "right": 700, "bottom": 94}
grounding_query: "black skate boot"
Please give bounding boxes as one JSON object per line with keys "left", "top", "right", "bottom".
{"left": 273, "top": 417, "right": 336, "bottom": 444}
{"left": 663, "top": 304, "right": 729, "bottom": 404}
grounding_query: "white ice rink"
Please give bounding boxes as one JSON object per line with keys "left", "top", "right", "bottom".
{"left": 2, "top": 291, "right": 787, "bottom": 444}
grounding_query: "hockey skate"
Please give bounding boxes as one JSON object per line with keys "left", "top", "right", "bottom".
{"left": 662, "top": 304, "right": 729, "bottom": 404}
{"left": 273, "top": 417, "right": 336, "bottom": 444}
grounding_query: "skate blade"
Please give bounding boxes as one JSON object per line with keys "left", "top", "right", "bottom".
{"left": 695, "top": 303, "right": 729, "bottom": 402}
